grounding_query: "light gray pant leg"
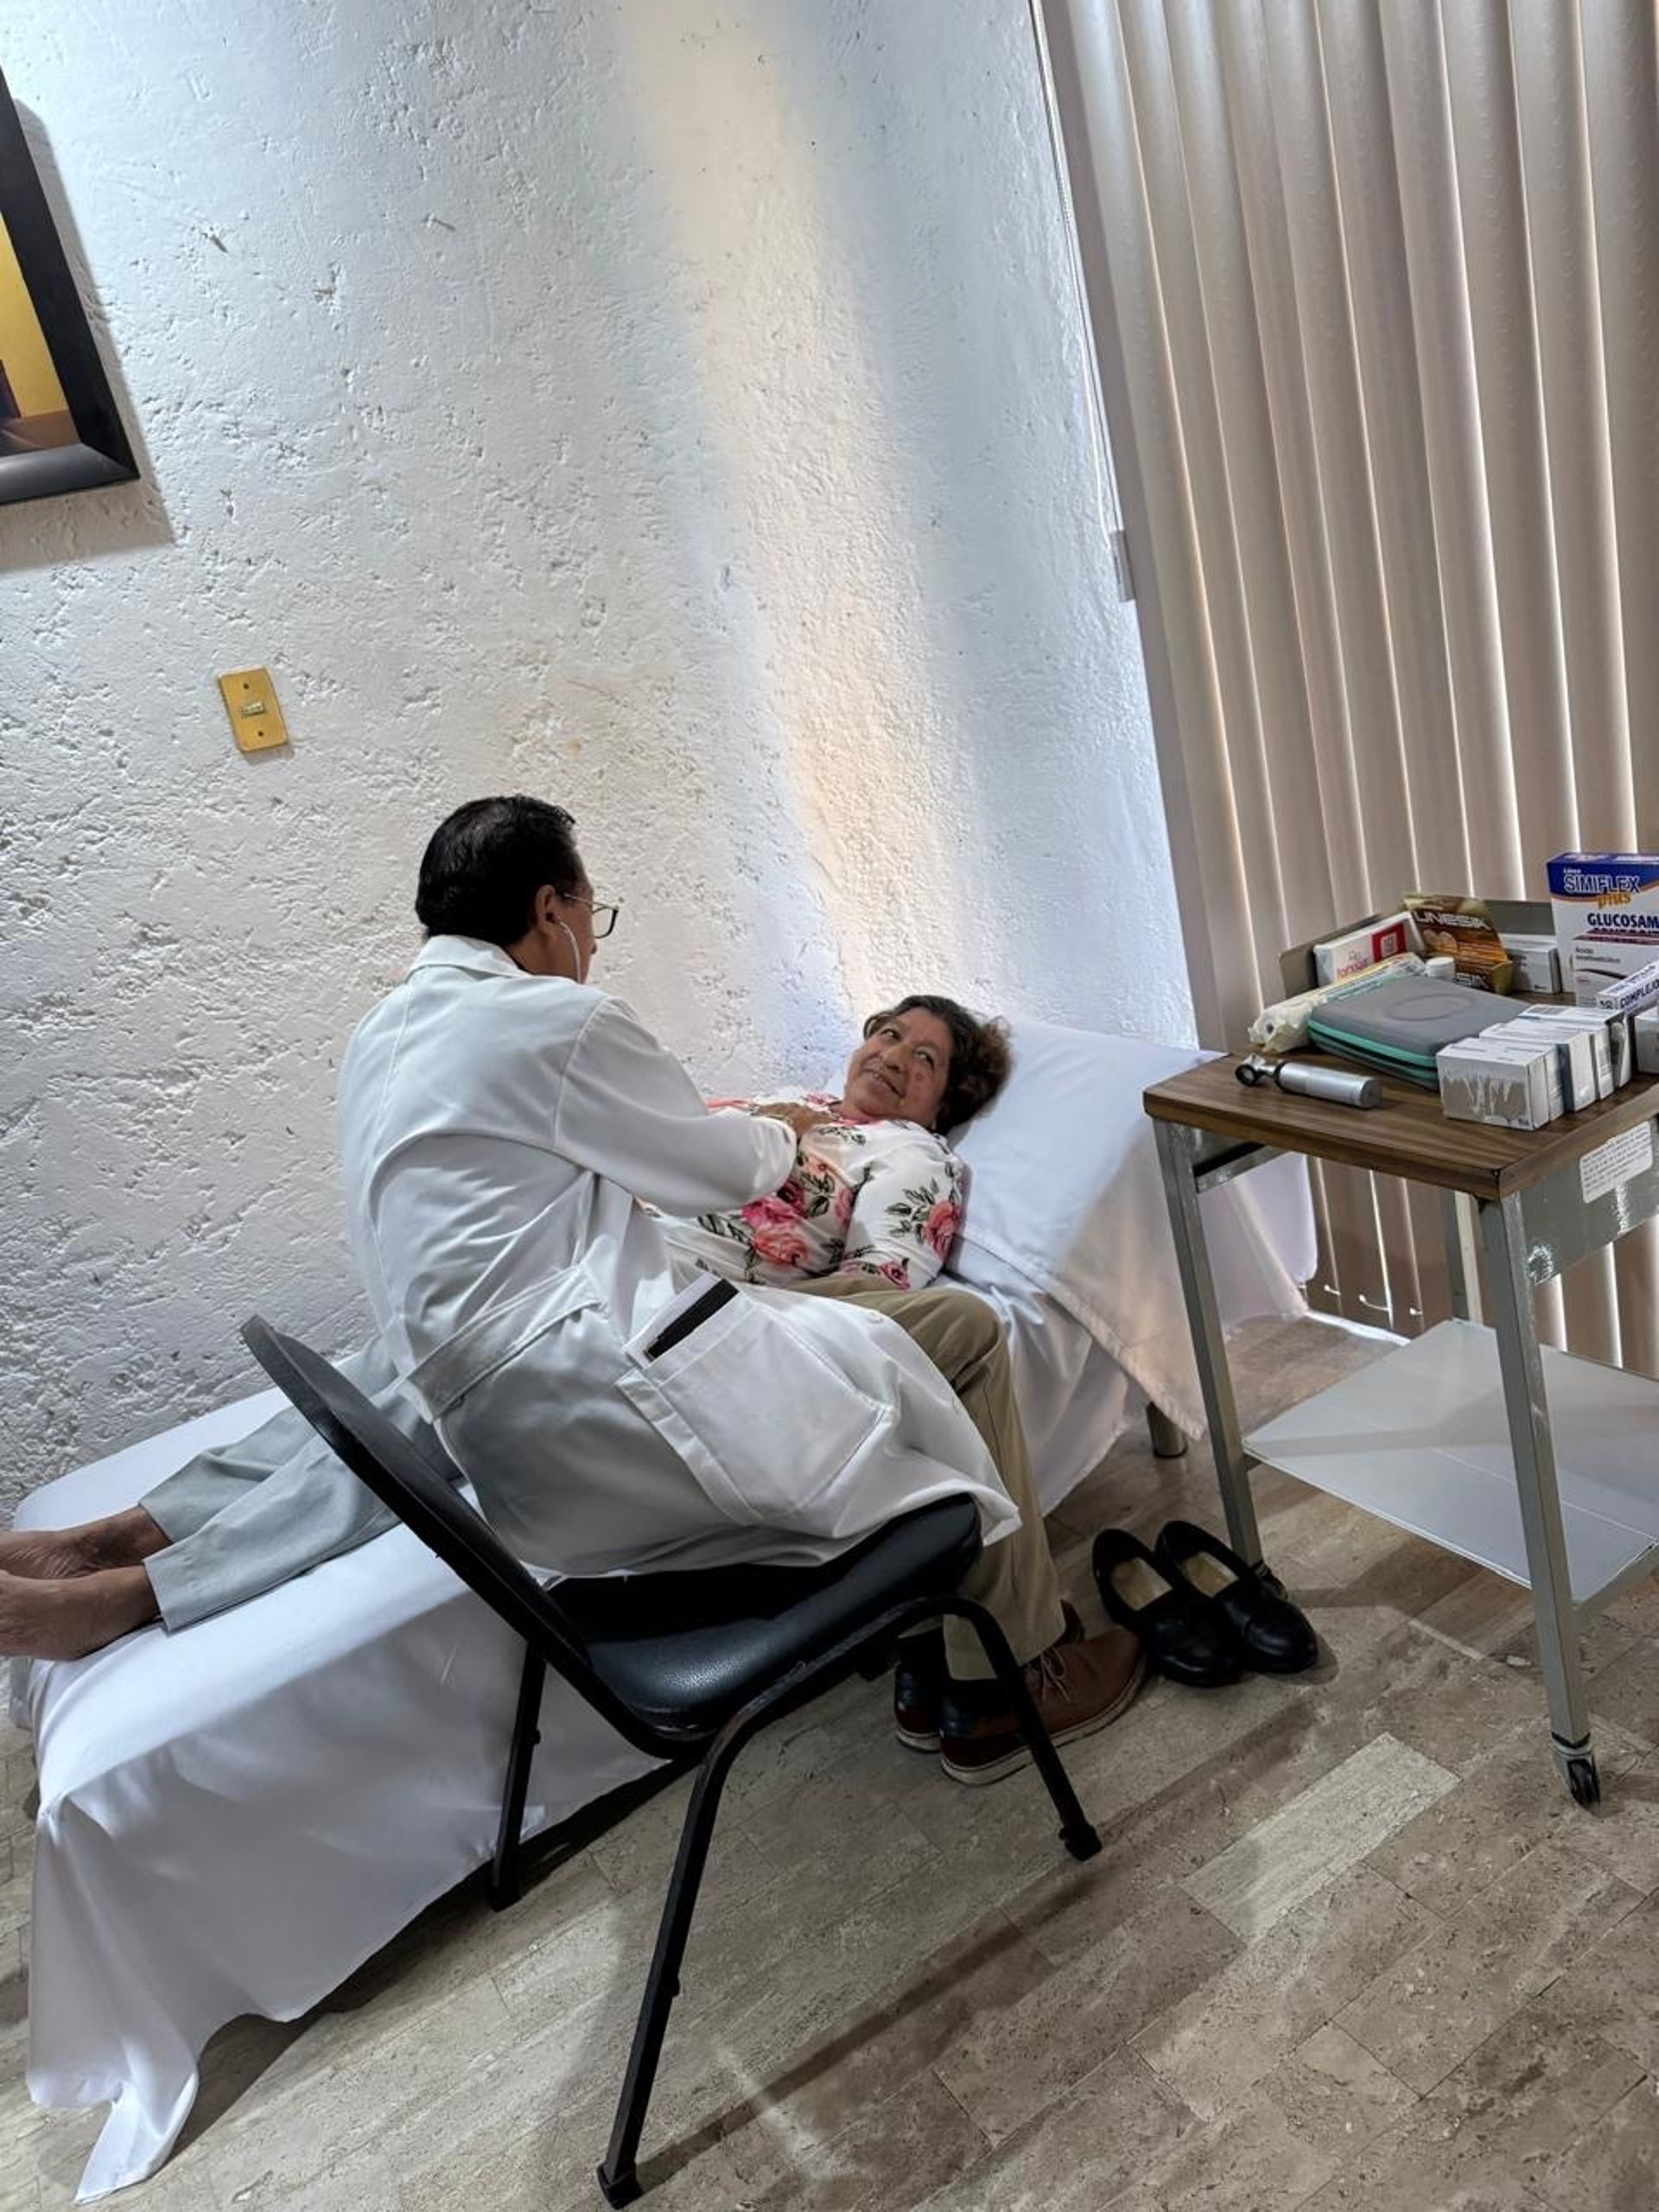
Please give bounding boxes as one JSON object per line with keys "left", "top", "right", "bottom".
{"left": 143, "top": 1340, "right": 427, "bottom": 1631}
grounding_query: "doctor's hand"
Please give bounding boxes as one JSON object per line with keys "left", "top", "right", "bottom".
{"left": 750, "top": 1101, "right": 836, "bottom": 1139}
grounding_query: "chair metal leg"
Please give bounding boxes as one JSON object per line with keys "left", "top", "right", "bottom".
{"left": 595, "top": 1705, "right": 759, "bottom": 2207}
{"left": 594, "top": 1588, "right": 1093, "bottom": 2202}
{"left": 594, "top": 1599, "right": 941, "bottom": 2203}
{"left": 939, "top": 1598, "right": 1102, "bottom": 1861}
{"left": 489, "top": 1643, "right": 546, "bottom": 1911}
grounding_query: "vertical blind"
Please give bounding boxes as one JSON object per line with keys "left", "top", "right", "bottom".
{"left": 1039, "top": 0, "right": 1659, "bottom": 1369}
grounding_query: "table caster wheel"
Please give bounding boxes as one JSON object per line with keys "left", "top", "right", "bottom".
{"left": 1567, "top": 1754, "right": 1601, "bottom": 1808}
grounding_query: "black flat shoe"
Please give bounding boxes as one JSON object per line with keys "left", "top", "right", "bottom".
{"left": 1090, "top": 1529, "right": 1243, "bottom": 1688}
{"left": 1154, "top": 1521, "right": 1319, "bottom": 1675}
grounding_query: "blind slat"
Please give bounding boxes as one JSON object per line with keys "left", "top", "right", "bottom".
{"left": 1046, "top": 0, "right": 1659, "bottom": 1370}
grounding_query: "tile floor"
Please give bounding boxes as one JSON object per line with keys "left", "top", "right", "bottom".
{"left": 6, "top": 1314, "right": 1659, "bottom": 2212}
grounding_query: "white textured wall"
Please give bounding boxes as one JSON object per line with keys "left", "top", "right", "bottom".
{"left": 1, "top": 0, "right": 1191, "bottom": 1506}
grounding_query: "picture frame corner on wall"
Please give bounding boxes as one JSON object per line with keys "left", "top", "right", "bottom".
{"left": 0, "top": 60, "right": 139, "bottom": 509}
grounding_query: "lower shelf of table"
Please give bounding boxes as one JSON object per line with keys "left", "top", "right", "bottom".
{"left": 1245, "top": 1319, "right": 1659, "bottom": 1611}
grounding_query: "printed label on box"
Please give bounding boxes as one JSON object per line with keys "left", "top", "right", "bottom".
{"left": 1580, "top": 1121, "right": 1656, "bottom": 1205}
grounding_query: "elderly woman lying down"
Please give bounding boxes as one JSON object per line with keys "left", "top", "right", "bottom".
{"left": 0, "top": 995, "right": 1009, "bottom": 1662}
{"left": 664, "top": 995, "right": 1006, "bottom": 1288}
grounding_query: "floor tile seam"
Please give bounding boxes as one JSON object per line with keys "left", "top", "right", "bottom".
{"left": 1127, "top": 1860, "right": 1446, "bottom": 2079}
{"left": 490, "top": 1821, "right": 947, "bottom": 2038}
{"left": 1007, "top": 1891, "right": 1241, "bottom": 2017}
{"left": 1468, "top": 2003, "right": 1649, "bottom": 2135}
{"left": 730, "top": 1751, "right": 941, "bottom": 1850}
{"left": 577, "top": 1886, "right": 1045, "bottom": 2128}
{"left": 1025, "top": 1683, "right": 1364, "bottom": 1904}
{"left": 1333, "top": 1978, "right": 1559, "bottom": 2107}
{"left": 1410, "top": 1610, "right": 1525, "bottom": 1667}
{"left": 1352, "top": 1803, "right": 1554, "bottom": 1924}
{"left": 1548, "top": 1825, "right": 1659, "bottom": 1901}
{"left": 1180, "top": 1754, "right": 1465, "bottom": 1927}
{"left": 1520, "top": 1868, "right": 1650, "bottom": 2012}
{"left": 1089, "top": 2070, "right": 1351, "bottom": 2212}
{"left": 1172, "top": 2015, "right": 1421, "bottom": 2146}
{"left": 937, "top": 1979, "right": 1183, "bottom": 2146}
{"left": 733, "top": 1907, "right": 1058, "bottom": 2138}
{"left": 765, "top": 2069, "right": 995, "bottom": 2212}
{"left": 1325, "top": 1945, "right": 1469, "bottom": 2090}
{"left": 730, "top": 1787, "right": 944, "bottom": 1872}
{"left": 1587, "top": 1697, "right": 1659, "bottom": 1753}
{"left": 918, "top": 2059, "right": 993, "bottom": 2158}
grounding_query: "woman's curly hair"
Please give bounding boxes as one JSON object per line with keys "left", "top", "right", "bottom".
{"left": 861, "top": 995, "right": 1012, "bottom": 1132}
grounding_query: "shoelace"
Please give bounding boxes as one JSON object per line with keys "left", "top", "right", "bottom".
{"left": 1031, "top": 1643, "right": 1071, "bottom": 1697}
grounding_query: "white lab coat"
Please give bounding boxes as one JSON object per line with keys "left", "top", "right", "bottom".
{"left": 336, "top": 936, "right": 1018, "bottom": 1575}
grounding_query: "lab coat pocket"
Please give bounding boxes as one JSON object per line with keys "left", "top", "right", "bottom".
{"left": 617, "top": 1286, "right": 883, "bottom": 1528}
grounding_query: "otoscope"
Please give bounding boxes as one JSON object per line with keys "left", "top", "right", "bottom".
{"left": 1236, "top": 1053, "right": 1382, "bottom": 1109}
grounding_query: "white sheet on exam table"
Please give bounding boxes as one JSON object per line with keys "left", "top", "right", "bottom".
{"left": 11, "top": 1304, "right": 1120, "bottom": 2202}
{"left": 13, "top": 1389, "right": 658, "bottom": 2201}
{"left": 13, "top": 1168, "right": 1312, "bottom": 2201}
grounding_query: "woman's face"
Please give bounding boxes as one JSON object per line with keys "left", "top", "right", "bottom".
{"left": 842, "top": 1010, "right": 954, "bottom": 1128}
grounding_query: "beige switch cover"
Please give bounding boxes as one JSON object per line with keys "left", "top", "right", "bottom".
{"left": 219, "top": 667, "right": 289, "bottom": 753}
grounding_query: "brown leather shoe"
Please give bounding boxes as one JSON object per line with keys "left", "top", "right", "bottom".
{"left": 939, "top": 1616, "right": 1146, "bottom": 1787}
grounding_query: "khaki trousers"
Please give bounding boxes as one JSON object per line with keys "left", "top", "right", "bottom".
{"left": 792, "top": 1276, "right": 1068, "bottom": 1679}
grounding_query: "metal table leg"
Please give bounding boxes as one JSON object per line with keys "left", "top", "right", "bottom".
{"left": 1480, "top": 1190, "right": 1599, "bottom": 1807}
{"left": 1154, "top": 1119, "right": 1264, "bottom": 1567}
{"left": 1440, "top": 1190, "right": 1484, "bottom": 1324}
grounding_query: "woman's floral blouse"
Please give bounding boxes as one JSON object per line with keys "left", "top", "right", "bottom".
{"left": 658, "top": 1091, "right": 964, "bottom": 1291}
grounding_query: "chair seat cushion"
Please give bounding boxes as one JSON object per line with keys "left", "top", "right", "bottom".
{"left": 550, "top": 1495, "right": 983, "bottom": 1737}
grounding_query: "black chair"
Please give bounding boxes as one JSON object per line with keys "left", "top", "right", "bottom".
{"left": 241, "top": 1316, "right": 1101, "bottom": 2207}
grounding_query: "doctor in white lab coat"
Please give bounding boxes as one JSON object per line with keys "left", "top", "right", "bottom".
{"left": 336, "top": 797, "right": 1144, "bottom": 1784}
{"left": 340, "top": 937, "right": 1017, "bottom": 1578}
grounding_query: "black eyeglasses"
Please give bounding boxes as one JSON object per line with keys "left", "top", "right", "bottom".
{"left": 570, "top": 894, "right": 621, "bottom": 940}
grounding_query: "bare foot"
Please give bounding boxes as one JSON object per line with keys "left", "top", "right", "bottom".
{"left": 0, "top": 1527, "right": 96, "bottom": 1580}
{"left": 0, "top": 1506, "right": 168, "bottom": 1582}
{"left": 0, "top": 1567, "right": 162, "bottom": 1660}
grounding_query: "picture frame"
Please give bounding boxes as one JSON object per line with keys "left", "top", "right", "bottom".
{"left": 0, "top": 64, "right": 137, "bottom": 506}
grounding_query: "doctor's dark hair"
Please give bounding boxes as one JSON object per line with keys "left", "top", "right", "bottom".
{"left": 861, "top": 995, "right": 1012, "bottom": 1132}
{"left": 416, "top": 796, "right": 584, "bottom": 945}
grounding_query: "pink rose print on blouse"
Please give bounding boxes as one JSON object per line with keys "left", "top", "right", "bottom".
{"left": 740, "top": 1192, "right": 812, "bottom": 1270}
{"left": 752, "top": 1217, "right": 812, "bottom": 1269}
{"left": 925, "top": 1198, "right": 963, "bottom": 1257}
{"left": 741, "top": 1193, "right": 799, "bottom": 1231}
{"left": 832, "top": 1185, "right": 856, "bottom": 1230}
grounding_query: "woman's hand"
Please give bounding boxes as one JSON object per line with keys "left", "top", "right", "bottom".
{"left": 750, "top": 1100, "right": 837, "bottom": 1139}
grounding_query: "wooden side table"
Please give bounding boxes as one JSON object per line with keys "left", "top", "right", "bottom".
{"left": 1145, "top": 1056, "right": 1659, "bottom": 1806}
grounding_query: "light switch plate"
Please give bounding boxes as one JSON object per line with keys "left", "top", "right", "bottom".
{"left": 219, "top": 667, "right": 289, "bottom": 753}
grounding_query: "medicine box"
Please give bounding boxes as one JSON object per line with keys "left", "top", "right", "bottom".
{"left": 1636, "top": 1009, "right": 1659, "bottom": 1077}
{"left": 1503, "top": 932, "right": 1562, "bottom": 995}
{"left": 1596, "top": 958, "right": 1659, "bottom": 1016}
{"left": 1573, "top": 937, "right": 1659, "bottom": 1002}
{"left": 1522, "top": 1007, "right": 1631, "bottom": 1091}
{"left": 1312, "top": 912, "right": 1416, "bottom": 985}
{"left": 1437, "top": 1036, "right": 1560, "bottom": 1129}
{"left": 1548, "top": 852, "right": 1659, "bottom": 1004}
{"left": 1487, "top": 1019, "right": 1598, "bottom": 1114}
{"left": 1510, "top": 1006, "right": 1625, "bottom": 1095}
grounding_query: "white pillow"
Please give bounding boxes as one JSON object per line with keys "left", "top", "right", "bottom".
{"left": 948, "top": 1017, "right": 1201, "bottom": 1325}
{"left": 946, "top": 1016, "right": 1311, "bottom": 1430}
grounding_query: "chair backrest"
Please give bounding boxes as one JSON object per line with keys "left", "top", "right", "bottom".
{"left": 240, "top": 1316, "right": 677, "bottom": 1757}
